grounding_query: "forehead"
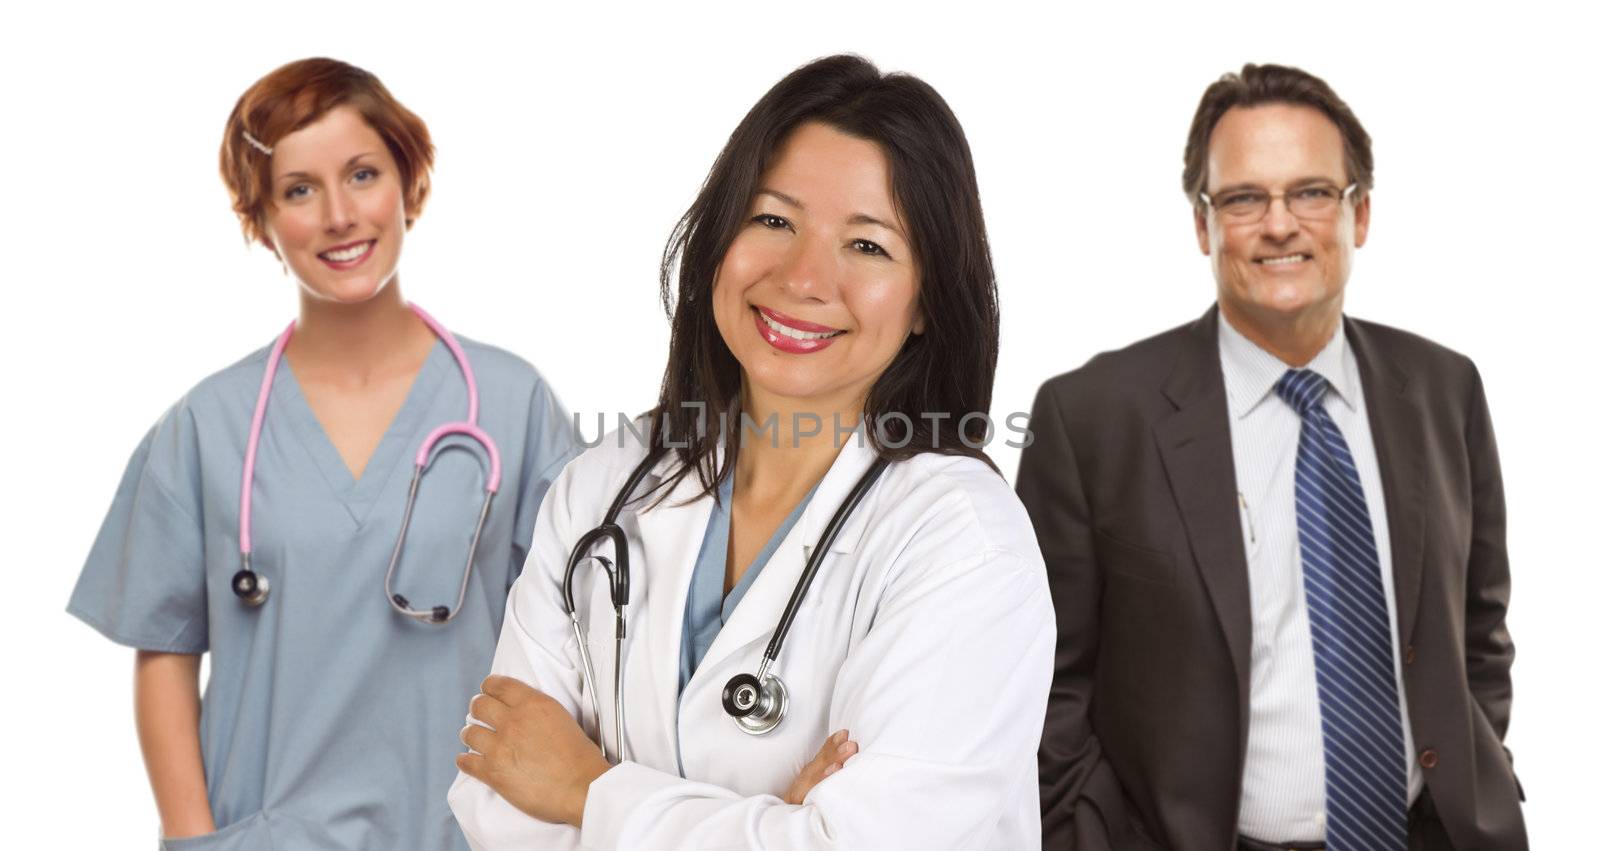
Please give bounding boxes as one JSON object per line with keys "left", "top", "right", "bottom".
{"left": 1205, "top": 103, "right": 1347, "bottom": 190}
{"left": 270, "top": 105, "right": 390, "bottom": 177}
{"left": 762, "top": 122, "right": 899, "bottom": 220}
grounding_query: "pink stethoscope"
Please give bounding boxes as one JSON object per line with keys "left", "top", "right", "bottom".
{"left": 231, "top": 303, "right": 502, "bottom": 625}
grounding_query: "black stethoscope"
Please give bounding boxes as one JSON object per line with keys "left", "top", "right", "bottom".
{"left": 563, "top": 450, "right": 890, "bottom": 757}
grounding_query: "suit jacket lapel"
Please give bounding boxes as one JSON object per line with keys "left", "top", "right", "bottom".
{"left": 1153, "top": 307, "right": 1252, "bottom": 723}
{"left": 1346, "top": 317, "right": 1427, "bottom": 647}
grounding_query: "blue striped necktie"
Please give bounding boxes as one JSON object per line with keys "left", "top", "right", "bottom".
{"left": 1274, "top": 369, "right": 1408, "bottom": 850}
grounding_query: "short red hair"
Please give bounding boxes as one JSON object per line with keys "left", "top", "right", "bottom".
{"left": 220, "top": 58, "right": 434, "bottom": 244}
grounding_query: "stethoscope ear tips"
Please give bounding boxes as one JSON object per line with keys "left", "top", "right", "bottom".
{"left": 392, "top": 594, "right": 453, "bottom": 624}
{"left": 232, "top": 570, "right": 269, "bottom": 606}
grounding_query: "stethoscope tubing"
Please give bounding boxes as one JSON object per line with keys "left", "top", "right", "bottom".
{"left": 239, "top": 321, "right": 295, "bottom": 558}
{"left": 565, "top": 447, "right": 890, "bottom": 746}
{"left": 562, "top": 453, "right": 658, "bottom": 761}
{"left": 759, "top": 457, "right": 890, "bottom": 668}
{"left": 236, "top": 303, "right": 500, "bottom": 623}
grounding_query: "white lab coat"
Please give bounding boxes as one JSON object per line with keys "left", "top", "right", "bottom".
{"left": 448, "top": 430, "right": 1055, "bottom": 850}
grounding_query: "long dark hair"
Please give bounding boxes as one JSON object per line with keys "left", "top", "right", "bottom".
{"left": 649, "top": 54, "right": 999, "bottom": 500}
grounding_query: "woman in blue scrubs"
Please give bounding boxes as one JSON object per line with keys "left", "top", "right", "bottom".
{"left": 67, "top": 58, "right": 578, "bottom": 849}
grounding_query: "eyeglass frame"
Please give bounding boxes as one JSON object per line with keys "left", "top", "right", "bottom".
{"left": 1197, "top": 181, "right": 1361, "bottom": 224}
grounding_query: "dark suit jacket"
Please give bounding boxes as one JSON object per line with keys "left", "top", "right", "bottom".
{"left": 1017, "top": 307, "right": 1525, "bottom": 850}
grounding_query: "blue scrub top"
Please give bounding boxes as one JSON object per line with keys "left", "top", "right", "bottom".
{"left": 68, "top": 336, "right": 579, "bottom": 850}
{"left": 677, "top": 476, "right": 815, "bottom": 693}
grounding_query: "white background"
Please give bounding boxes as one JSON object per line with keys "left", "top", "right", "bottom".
{"left": 2, "top": 0, "right": 1594, "bottom": 845}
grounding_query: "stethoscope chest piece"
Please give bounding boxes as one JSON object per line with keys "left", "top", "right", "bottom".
{"left": 232, "top": 556, "right": 269, "bottom": 606}
{"left": 722, "top": 670, "right": 788, "bottom": 736}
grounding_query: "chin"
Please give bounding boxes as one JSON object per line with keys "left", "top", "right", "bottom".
{"left": 1236, "top": 279, "right": 1321, "bottom": 315}
{"left": 741, "top": 364, "right": 835, "bottom": 408}
{"left": 305, "top": 270, "right": 396, "bottom": 304}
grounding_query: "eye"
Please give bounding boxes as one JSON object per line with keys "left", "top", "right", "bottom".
{"left": 1293, "top": 185, "right": 1338, "bottom": 201}
{"left": 851, "top": 238, "right": 892, "bottom": 259}
{"left": 352, "top": 167, "right": 379, "bottom": 184}
{"left": 1218, "top": 191, "right": 1267, "bottom": 209}
{"left": 283, "top": 183, "right": 313, "bottom": 201}
{"left": 751, "top": 213, "right": 792, "bottom": 231}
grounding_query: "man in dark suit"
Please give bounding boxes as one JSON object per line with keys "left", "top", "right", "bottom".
{"left": 1018, "top": 64, "right": 1525, "bottom": 850}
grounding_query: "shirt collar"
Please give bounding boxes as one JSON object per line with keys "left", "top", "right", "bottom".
{"left": 1217, "top": 308, "right": 1360, "bottom": 419}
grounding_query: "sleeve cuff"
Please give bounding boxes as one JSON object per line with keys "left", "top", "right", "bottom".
{"left": 579, "top": 761, "right": 689, "bottom": 851}
{"left": 65, "top": 602, "right": 206, "bottom": 654}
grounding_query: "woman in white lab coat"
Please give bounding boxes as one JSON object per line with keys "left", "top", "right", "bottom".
{"left": 448, "top": 54, "right": 1055, "bottom": 849}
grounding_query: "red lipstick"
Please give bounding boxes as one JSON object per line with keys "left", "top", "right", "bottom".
{"left": 753, "top": 306, "right": 844, "bottom": 354}
{"left": 317, "top": 239, "right": 376, "bottom": 271}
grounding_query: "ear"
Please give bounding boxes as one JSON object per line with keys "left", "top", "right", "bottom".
{"left": 911, "top": 303, "right": 927, "bottom": 336}
{"left": 1193, "top": 206, "right": 1212, "bottom": 256}
{"left": 1352, "top": 192, "right": 1371, "bottom": 248}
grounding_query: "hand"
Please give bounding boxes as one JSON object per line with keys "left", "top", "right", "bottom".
{"left": 783, "top": 729, "right": 858, "bottom": 805}
{"left": 457, "top": 675, "right": 612, "bottom": 828}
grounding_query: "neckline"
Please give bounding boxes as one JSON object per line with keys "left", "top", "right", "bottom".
{"left": 272, "top": 339, "right": 451, "bottom": 525}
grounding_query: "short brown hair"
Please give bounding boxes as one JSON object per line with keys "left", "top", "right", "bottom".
{"left": 1182, "top": 63, "right": 1373, "bottom": 207}
{"left": 219, "top": 58, "right": 434, "bottom": 244}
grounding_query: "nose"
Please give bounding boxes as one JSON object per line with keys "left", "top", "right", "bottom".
{"left": 776, "top": 232, "right": 836, "bottom": 302}
{"left": 1260, "top": 195, "right": 1299, "bottom": 242}
{"left": 322, "top": 186, "right": 358, "bottom": 236}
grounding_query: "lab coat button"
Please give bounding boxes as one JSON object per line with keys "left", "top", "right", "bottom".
{"left": 1420, "top": 748, "right": 1439, "bottom": 769}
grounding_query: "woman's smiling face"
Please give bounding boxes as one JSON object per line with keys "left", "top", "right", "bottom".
{"left": 713, "top": 121, "right": 924, "bottom": 418}
{"left": 262, "top": 105, "right": 408, "bottom": 304}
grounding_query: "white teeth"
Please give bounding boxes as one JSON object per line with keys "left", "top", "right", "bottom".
{"left": 322, "top": 241, "right": 372, "bottom": 262}
{"left": 1258, "top": 254, "right": 1309, "bottom": 266}
{"left": 759, "top": 311, "right": 842, "bottom": 341}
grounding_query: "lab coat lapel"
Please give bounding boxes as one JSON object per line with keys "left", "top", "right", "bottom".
{"left": 690, "top": 437, "right": 879, "bottom": 684}
{"left": 630, "top": 454, "right": 713, "bottom": 766}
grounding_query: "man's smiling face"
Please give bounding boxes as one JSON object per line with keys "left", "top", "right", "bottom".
{"left": 1195, "top": 102, "right": 1370, "bottom": 332}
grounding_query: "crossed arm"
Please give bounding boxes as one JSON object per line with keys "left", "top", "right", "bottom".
{"left": 455, "top": 677, "right": 857, "bottom": 826}
{"left": 447, "top": 546, "right": 1053, "bottom": 850}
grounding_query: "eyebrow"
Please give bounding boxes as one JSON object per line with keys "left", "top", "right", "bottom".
{"left": 756, "top": 187, "right": 905, "bottom": 237}
{"left": 276, "top": 152, "right": 380, "bottom": 184}
{"left": 1210, "top": 176, "right": 1344, "bottom": 195}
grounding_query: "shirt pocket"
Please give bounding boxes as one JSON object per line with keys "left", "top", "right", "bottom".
{"left": 159, "top": 811, "right": 343, "bottom": 850}
{"left": 159, "top": 811, "right": 267, "bottom": 850}
{"left": 1093, "top": 527, "right": 1176, "bottom": 586}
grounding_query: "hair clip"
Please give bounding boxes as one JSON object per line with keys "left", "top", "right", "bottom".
{"left": 242, "top": 130, "right": 273, "bottom": 156}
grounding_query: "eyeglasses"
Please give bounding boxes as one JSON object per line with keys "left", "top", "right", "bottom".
{"left": 1199, "top": 182, "right": 1358, "bottom": 224}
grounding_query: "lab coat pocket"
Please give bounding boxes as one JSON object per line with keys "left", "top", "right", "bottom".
{"left": 159, "top": 811, "right": 267, "bottom": 850}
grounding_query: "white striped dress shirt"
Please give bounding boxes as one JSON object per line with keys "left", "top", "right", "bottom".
{"left": 1218, "top": 312, "right": 1423, "bottom": 842}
